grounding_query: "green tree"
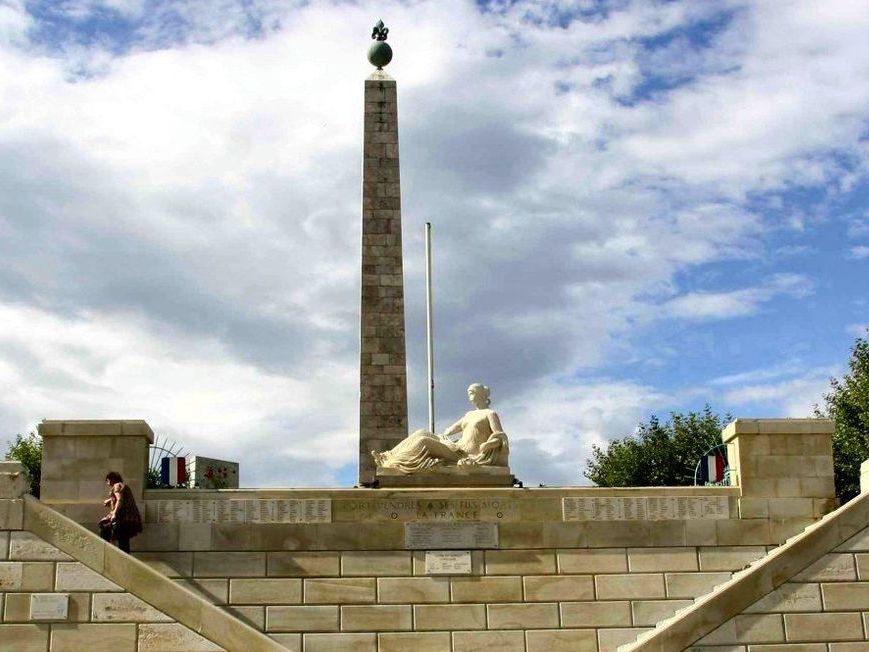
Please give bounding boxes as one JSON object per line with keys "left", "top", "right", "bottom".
{"left": 585, "top": 406, "right": 729, "bottom": 487}
{"left": 4, "top": 431, "right": 42, "bottom": 497}
{"left": 816, "top": 329, "right": 869, "bottom": 504}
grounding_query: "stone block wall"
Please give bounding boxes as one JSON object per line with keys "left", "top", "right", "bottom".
{"left": 0, "top": 530, "right": 226, "bottom": 652}
{"left": 134, "top": 542, "right": 774, "bottom": 652}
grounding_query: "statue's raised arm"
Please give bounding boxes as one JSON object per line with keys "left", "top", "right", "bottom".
{"left": 371, "top": 383, "right": 510, "bottom": 474}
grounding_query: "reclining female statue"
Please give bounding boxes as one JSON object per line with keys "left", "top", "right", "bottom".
{"left": 372, "top": 383, "right": 509, "bottom": 474}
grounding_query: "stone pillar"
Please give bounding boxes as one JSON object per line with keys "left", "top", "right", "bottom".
{"left": 0, "top": 461, "right": 26, "bottom": 530}
{"left": 359, "top": 69, "right": 409, "bottom": 486}
{"left": 723, "top": 418, "right": 837, "bottom": 538}
{"left": 38, "top": 420, "right": 154, "bottom": 525}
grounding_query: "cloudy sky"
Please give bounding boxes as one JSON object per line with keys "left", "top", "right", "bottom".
{"left": 0, "top": 0, "right": 867, "bottom": 487}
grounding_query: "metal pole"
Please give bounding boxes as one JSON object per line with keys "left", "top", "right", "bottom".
{"left": 425, "top": 222, "right": 435, "bottom": 434}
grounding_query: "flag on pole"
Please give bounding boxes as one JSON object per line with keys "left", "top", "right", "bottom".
{"left": 699, "top": 452, "right": 727, "bottom": 484}
{"left": 160, "top": 457, "right": 187, "bottom": 487}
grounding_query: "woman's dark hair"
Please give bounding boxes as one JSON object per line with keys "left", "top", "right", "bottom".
{"left": 105, "top": 471, "right": 124, "bottom": 484}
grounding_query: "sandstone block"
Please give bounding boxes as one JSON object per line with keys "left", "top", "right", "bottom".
{"left": 55, "top": 562, "right": 122, "bottom": 591}
{"left": 631, "top": 599, "right": 694, "bottom": 626}
{"left": 0, "top": 561, "right": 54, "bottom": 591}
{"left": 557, "top": 547, "right": 627, "bottom": 573}
{"left": 855, "top": 553, "right": 869, "bottom": 580}
{"left": 487, "top": 602, "right": 558, "bottom": 629}
{"left": 792, "top": 553, "right": 856, "bottom": 582}
{"left": 767, "top": 499, "right": 814, "bottom": 519}
{"left": 628, "top": 547, "right": 698, "bottom": 572}
{"left": 597, "top": 627, "right": 653, "bottom": 652}
{"left": 229, "top": 578, "right": 301, "bottom": 604}
{"left": 450, "top": 576, "right": 521, "bottom": 602}
{"left": 595, "top": 573, "right": 665, "bottom": 599}
{"left": 378, "top": 632, "right": 450, "bottom": 652}
{"left": 526, "top": 628, "right": 597, "bottom": 652}
{"left": 820, "top": 582, "right": 869, "bottom": 610}
{"left": 744, "top": 583, "right": 821, "bottom": 613}
{"left": 137, "top": 623, "right": 223, "bottom": 651}
{"left": 268, "top": 552, "right": 340, "bottom": 577}
{"left": 0, "top": 465, "right": 28, "bottom": 498}
{"left": 560, "top": 601, "right": 631, "bottom": 627}
{"left": 267, "top": 606, "right": 339, "bottom": 632}
{"left": 830, "top": 644, "right": 869, "bottom": 652}
{"left": 414, "top": 604, "right": 485, "bottom": 630}
{"left": 0, "top": 531, "right": 8, "bottom": 560}
{"left": 0, "top": 499, "right": 23, "bottom": 529}
{"left": 175, "top": 579, "right": 228, "bottom": 604}
{"left": 700, "top": 615, "right": 785, "bottom": 645}
{"left": 748, "top": 644, "right": 826, "bottom": 652}
{"left": 452, "top": 630, "right": 525, "bottom": 652}
{"left": 783, "top": 613, "right": 863, "bottom": 642}
{"left": 3, "top": 592, "right": 89, "bottom": 622}
{"left": 836, "top": 527, "right": 869, "bottom": 553}
{"left": 523, "top": 575, "right": 593, "bottom": 601}
{"left": 304, "top": 578, "right": 376, "bottom": 604}
{"left": 91, "top": 592, "right": 171, "bottom": 622}
{"left": 194, "top": 552, "right": 265, "bottom": 577}
{"left": 178, "top": 523, "right": 212, "bottom": 551}
{"left": 665, "top": 572, "right": 732, "bottom": 598}
{"left": 699, "top": 546, "right": 767, "bottom": 571}
{"left": 685, "top": 520, "right": 719, "bottom": 546}
{"left": 716, "top": 520, "right": 770, "bottom": 545}
{"left": 50, "top": 623, "right": 137, "bottom": 652}
{"left": 227, "top": 605, "right": 264, "bottom": 629}
{"left": 132, "top": 552, "right": 192, "bottom": 577}
{"left": 377, "top": 577, "right": 448, "bottom": 603}
{"left": 340, "top": 605, "right": 411, "bottom": 631}
{"left": 0, "top": 624, "right": 49, "bottom": 651}
{"left": 303, "top": 633, "right": 376, "bottom": 652}
{"left": 342, "top": 551, "right": 410, "bottom": 576}
{"left": 484, "top": 550, "right": 555, "bottom": 575}
{"left": 269, "top": 633, "right": 301, "bottom": 651}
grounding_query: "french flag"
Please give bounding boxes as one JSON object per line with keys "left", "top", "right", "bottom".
{"left": 700, "top": 453, "right": 727, "bottom": 484}
{"left": 161, "top": 457, "right": 187, "bottom": 487}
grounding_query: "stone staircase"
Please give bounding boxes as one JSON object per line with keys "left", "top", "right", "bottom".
{"left": 619, "top": 490, "right": 869, "bottom": 652}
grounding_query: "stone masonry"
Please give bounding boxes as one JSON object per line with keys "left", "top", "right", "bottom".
{"left": 359, "top": 69, "right": 408, "bottom": 486}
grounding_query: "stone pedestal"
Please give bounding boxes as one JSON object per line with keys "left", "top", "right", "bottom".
{"left": 723, "top": 418, "right": 837, "bottom": 532}
{"left": 359, "top": 69, "right": 408, "bottom": 486}
{"left": 38, "top": 419, "right": 154, "bottom": 525}
{"left": 376, "top": 465, "right": 515, "bottom": 488}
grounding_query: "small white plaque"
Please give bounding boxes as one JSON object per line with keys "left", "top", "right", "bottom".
{"left": 30, "top": 593, "right": 68, "bottom": 620}
{"left": 425, "top": 550, "right": 472, "bottom": 575}
{"left": 405, "top": 522, "right": 499, "bottom": 549}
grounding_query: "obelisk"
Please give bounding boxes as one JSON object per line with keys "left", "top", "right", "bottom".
{"left": 359, "top": 20, "right": 408, "bottom": 485}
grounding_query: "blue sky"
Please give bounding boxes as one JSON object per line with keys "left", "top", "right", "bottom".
{"left": 0, "top": 0, "right": 867, "bottom": 487}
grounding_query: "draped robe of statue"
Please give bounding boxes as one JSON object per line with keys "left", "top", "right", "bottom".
{"left": 372, "top": 407, "right": 509, "bottom": 474}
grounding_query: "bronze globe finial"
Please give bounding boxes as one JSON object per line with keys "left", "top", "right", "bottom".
{"left": 368, "top": 20, "right": 393, "bottom": 69}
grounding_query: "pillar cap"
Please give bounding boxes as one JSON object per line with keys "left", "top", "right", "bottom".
{"left": 38, "top": 419, "right": 155, "bottom": 443}
{"left": 722, "top": 418, "right": 834, "bottom": 442}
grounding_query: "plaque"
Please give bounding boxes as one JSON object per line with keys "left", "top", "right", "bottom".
{"left": 562, "top": 495, "right": 731, "bottom": 521}
{"left": 404, "top": 523, "right": 499, "bottom": 549}
{"left": 30, "top": 593, "right": 68, "bottom": 620}
{"left": 425, "top": 550, "right": 472, "bottom": 574}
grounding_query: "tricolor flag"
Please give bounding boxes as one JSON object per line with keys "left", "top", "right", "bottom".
{"left": 161, "top": 457, "right": 187, "bottom": 487}
{"left": 699, "top": 452, "right": 727, "bottom": 484}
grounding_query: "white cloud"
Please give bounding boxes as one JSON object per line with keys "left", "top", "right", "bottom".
{"left": 662, "top": 273, "right": 813, "bottom": 321}
{"left": 721, "top": 366, "right": 837, "bottom": 417}
{"left": 849, "top": 246, "right": 869, "bottom": 259}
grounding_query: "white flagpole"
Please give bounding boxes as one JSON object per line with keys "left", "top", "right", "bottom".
{"left": 425, "top": 222, "right": 435, "bottom": 434}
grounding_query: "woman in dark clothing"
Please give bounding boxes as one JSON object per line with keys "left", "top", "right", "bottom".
{"left": 99, "top": 471, "right": 143, "bottom": 553}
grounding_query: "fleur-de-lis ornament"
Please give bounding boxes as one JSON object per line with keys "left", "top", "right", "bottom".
{"left": 367, "top": 19, "right": 393, "bottom": 69}
{"left": 372, "top": 19, "right": 389, "bottom": 41}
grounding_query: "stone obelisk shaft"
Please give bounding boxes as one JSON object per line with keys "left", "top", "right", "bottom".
{"left": 359, "top": 70, "right": 408, "bottom": 485}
